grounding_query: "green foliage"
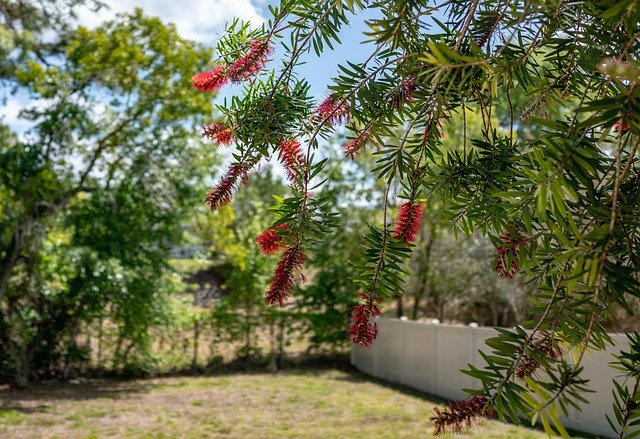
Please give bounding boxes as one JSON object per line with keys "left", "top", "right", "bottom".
{"left": 293, "top": 144, "right": 377, "bottom": 348}
{"left": 608, "top": 332, "right": 640, "bottom": 438}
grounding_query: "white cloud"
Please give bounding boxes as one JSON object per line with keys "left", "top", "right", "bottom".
{"left": 76, "top": 0, "right": 265, "bottom": 43}
{"left": 1, "top": 94, "right": 38, "bottom": 139}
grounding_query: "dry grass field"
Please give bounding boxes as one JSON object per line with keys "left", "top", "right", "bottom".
{"left": 0, "top": 368, "right": 592, "bottom": 439}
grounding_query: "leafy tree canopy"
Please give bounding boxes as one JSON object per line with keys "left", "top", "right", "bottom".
{"left": 0, "top": 5, "right": 217, "bottom": 384}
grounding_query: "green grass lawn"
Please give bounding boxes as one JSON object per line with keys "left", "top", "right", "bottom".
{"left": 0, "top": 368, "right": 589, "bottom": 438}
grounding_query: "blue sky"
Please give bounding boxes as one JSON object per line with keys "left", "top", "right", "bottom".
{"left": 2, "top": 0, "right": 379, "bottom": 134}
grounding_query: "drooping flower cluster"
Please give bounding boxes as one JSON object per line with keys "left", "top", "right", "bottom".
{"left": 204, "top": 164, "right": 249, "bottom": 210}
{"left": 278, "top": 139, "right": 305, "bottom": 184}
{"left": 349, "top": 292, "right": 381, "bottom": 346}
{"left": 202, "top": 122, "right": 235, "bottom": 145}
{"left": 392, "top": 201, "right": 425, "bottom": 243}
{"left": 494, "top": 227, "right": 526, "bottom": 279}
{"left": 255, "top": 224, "right": 289, "bottom": 255}
{"left": 193, "top": 38, "right": 273, "bottom": 210}
{"left": 344, "top": 128, "right": 371, "bottom": 159}
{"left": 191, "top": 65, "right": 228, "bottom": 92}
{"left": 266, "top": 245, "right": 306, "bottom": 306}
{"left": 191, "top": 38, "right": 272, "bottom": 93}
{"left": 314, "top": 95, "right": 350, "bottom": 125}
{"left": 227, "top": 39, "right": 273, "bottom": 82}
{"left": 431, "top": 396, "right": 495, "bottom": 435}
{"left": 516, "top": 332, "right": 562, "bottom": 379}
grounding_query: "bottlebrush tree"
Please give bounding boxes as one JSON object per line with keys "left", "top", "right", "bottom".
{"left": 191, "top": 0, "right": 640, "bottom": 436}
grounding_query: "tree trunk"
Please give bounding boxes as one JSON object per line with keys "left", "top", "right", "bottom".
{"left": 191, "top": 318, "right": 200, "bottom": 373}
{"left": 97, "top": 319, "right": 104, "bottom": 372}
{"left": 276, "top": 319, "right": 285, "bottom": 370}
{"left": 269, "top": 321, "right": 277, "bottom": 372}
{"left": 396, "top": 295, "right": 404, "bottom": 318}
{"left": 63, "top": 321, "right": 79, "bottom": 380}
{"left": 0, "top": 226, "right": 25, "bottom": 303}
{"left": 112, "top": 333, "right": 125, "bottom": 370}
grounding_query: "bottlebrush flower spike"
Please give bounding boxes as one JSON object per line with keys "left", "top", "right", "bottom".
{"left": 344, "top": 128, "right": 371, "bottom": 159}
{"left": 314, "top": 95, "right": 350, "bottom": 125}
{"left": 392, "top": 201, "right": 424, "bottom": 243}
{"left": 266, "top": 246, "right": 306, "bottom": 306}
{"left": 204, "top": 164, "right": 247, "bottom": 210}
{"left": 278, "top": 139, "right": 305, "bottom": 184}
{"left": 432, "top": 396, "right": 494, "bottom": 435}
{"left": 516, "top": 332, "right": 562, "bottom": 379}
{"left": 191, "top": 65, "right": 228, "bottom": 92}
{"left": 255, "top": 224, "right": 289, "bottom": 255}
{"left": 494, "top": 227, "right": 526, "bottom": 279}
{"left": 227, "top": 39, "right": 273, "bottom": 82}
{"left": 202, "top": 123, "right": 234, "bottom": 145}
{"left": 349, "top": 292, "right": 381, "bottom": 346}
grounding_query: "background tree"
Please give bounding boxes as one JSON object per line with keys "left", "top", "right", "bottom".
{"left": 0, "top": 8, "right": 216, "bottom": 384}
{"left": 192, "top": 0, "right": 640, "bottom": 436}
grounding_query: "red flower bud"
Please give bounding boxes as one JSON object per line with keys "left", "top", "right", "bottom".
{"left": 202, "top": 123, "right": 234, "bottom": 145}
{"left": 278, "top": 139, "right": 305, "bottom": 185}
{"left": 314, "top": 95, "right": 350, "bottom": 125}
{"left": 227, "top": 39, "right": 273, "bottom": 82}
{"left": 349, "top": 292, "right": 381, "bottom": 346}
{"left": 266, "top": 246, "right": 306, "bottom": 306}
{"left": 432, "top": 396, "right": 494, "bottom": 435}
{"left": 344, "top": 128, "right": 371, "bottom": 159}
{"left": 392, "top": 202, "right": 424, "bottom": 243}
{"left": 204, "top": 164, "right": 248, "bottom": 210}
{"left": 191, "top": 65, "right": 228, "bottom": 92}
{"left": 255, "top": 224, "right": 289, "bottom": 255}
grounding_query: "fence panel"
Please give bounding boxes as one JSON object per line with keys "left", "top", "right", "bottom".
{"left": 351, "top": 318, "right": 630, "bottom": 438}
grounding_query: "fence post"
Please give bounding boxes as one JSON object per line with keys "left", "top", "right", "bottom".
{"left": 431, "top": 323, "right": 438, "bottom": 394}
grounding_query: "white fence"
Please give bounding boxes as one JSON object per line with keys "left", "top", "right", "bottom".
{"left": 350, "top": 318, "right": 630, "bottom": 438}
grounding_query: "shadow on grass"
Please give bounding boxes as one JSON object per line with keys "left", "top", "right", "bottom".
{"left": 0, "top": 379, "right": 153, "bottom": 408}
{"left": 0, "top": 351, "right": 352, "bottom": 407}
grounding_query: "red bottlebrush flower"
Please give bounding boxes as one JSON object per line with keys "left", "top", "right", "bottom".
{"left": 191, "top": 65, "right": 228, "bottom": 92}
{"left": 349, "top": 298, "right": 381, "bottom": 347}
{"left": 255, "top": 224, "right": 289, "bottom": 255}
{"left": 432, "top": 396, "right": 495, "bottom": 435}
{"left": 266, "top": 246, "right": 306, "bottom": 306}
{"left": 202, "top": 123, "right": 234, "bottom": 145}
{"left": 516, "top": 332, "right": 562, "bottom": 379}
{"left": 494, "top": 227, "right": 526, "bottom": 279}
{"left": 204, "top": 164, "right": 247, "bottom": 210}
{"left": 278, "top": 139, "right": 305, "bottom": 184}
{"left": 314, "top": 95, "right": 350, "bottom": 125}
{"left": 392, "top": 201, "right": 425, "bottom": 243}
{"left": 344, "top": 128, "right": 371, "bottom": 159}
{"left": 227, "top": 39, "right": 273, "bottom": 82}
{"left": 402, "top": 79, "right": 417, "bottom": 99}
